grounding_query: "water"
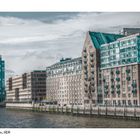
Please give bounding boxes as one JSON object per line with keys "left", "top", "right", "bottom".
{"left": 0, "top": 108, "right": 140, "bottom": 128}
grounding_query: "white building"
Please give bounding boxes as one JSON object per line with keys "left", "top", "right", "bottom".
{"left": 46, "top": 57, "right": 83, "bottom": 107}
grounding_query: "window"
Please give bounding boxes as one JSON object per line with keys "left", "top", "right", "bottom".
{"left": 128, "top": 100, "right": 132, "bottom": 106}
{"left": 133, "top": 100, "right": 138, "bottom": 106}
{"left": 122, "top": 100, "right": 126, "bottom": 105}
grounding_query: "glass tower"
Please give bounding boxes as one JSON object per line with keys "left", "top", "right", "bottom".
{"left": 0, "top": 56, "right": 5, "bottom": 102}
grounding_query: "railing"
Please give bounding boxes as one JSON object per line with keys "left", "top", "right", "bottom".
{"left": 32, "top": 104, "right": 140, "bottom": 119}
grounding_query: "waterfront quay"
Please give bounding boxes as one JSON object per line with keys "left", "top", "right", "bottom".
{"left": 5, "top": 102, "right": 140, "bottom": 120}
{"left": 5, "top": 28, "right": 140, "bottom": 125}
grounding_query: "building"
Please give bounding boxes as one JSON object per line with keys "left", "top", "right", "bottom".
{"left": 120, "top": 28, "right": 140, "bottom": 36}
{"left": 6, "top": 70, "right": 46, "bottom": 103}
{"left": 82, "top": 28, "right": 140, "bottom": 107}
{"left": 0, "top": 56, "right": 5, "bottom": 102}
{"left": 82, "top": 31, "right": 123, "bottom": 107}
{"left": 100, "top": 33, "right": 140, "bottom": 106}
{"left": 46, "top": 57, "right": 83, "bottom": 107}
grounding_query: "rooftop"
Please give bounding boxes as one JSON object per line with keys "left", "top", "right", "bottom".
{"left": 89, "top": 31, "right": 124, "bottom": 49}
{"left": 47, "top": 57, "right": 82, "bottom": 69}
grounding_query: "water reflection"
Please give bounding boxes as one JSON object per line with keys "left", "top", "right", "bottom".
{"left": 0, "top": 108, "right": 140, "bottom": 128}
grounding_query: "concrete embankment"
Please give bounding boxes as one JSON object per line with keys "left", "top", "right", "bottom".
{"left": 6, "top": 103, "right": 33, "bottom": 110}
{"left": 6, "top": 103, "right": 140, "bottom": 120}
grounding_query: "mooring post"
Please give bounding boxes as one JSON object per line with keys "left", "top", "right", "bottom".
{"left": 123, "top": 106, "right": 126, "bottom": 118}
{"left": 98, "top": 106, "right": 99, "bottom": 116}
{"left": 105, "top": 105, "right": 107, "bottom": 116}
{"left": 62, "top": 106, "right": 63, "bottom": 113}
{"left": 134, "top": 107, "right": 136, "bottom": 118}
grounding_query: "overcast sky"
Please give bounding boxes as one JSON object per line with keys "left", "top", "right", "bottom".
{"left": 0, "top": 12, "right": 140, "bottom": 77}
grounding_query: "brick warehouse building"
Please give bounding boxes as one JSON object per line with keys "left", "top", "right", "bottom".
{"left": 82, "top": 28, "right": 140, "bottom": 107}
{"left": 101, "top": 33, "right": 140, "bottom": 106}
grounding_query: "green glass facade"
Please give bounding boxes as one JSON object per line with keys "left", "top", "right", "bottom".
{"left": 89, "top": 31, "right": 124, "bottom": 49}
{"left": 0, "top": 56, "right": 5, "bottom": 102}
{"left": 100, "top": 35, "right": 140, "bottom": 69}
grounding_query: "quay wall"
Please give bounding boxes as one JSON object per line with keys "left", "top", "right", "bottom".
{"left": 6, "top": 103, "right": 140, "bottom": 119}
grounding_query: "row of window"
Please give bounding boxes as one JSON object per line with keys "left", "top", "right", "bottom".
{"left": 100, "top": 38, "right": 136, "bottom": 51}
{"left": 104, "top": 99, "right": 138, "bottom": 106}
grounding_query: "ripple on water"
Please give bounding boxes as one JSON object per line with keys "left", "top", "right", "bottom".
{"left": 0, "top": 108, "right": 140, "bottom": 128}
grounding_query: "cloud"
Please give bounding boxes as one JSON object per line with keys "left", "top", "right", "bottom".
{"left": 0, "top": 12, "right": 140, "bottom": 76}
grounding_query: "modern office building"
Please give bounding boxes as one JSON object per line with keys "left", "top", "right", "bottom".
{"left": 101, "top": 33, "right": 140, "bottom": 106}
{"left": 6, "top": 70, "right": 46, "bottom": 103}
{"left": 0, "top": 56, "right": 5, "bottom": 102}
{"left": 46, "top": 57, "right": 83, "bottom": 107}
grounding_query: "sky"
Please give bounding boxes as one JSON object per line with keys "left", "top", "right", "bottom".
{"left": 0, "top": 12, "right": 140, "bottom": 78}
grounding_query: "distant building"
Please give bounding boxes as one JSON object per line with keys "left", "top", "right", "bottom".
{"left": 46, "top": 57, "right": 83, "bottom": 106}
{"left": 120, "top": 28, "right": 140, "bottom": 36}
{"left": 6, "top": 70, "right": 46, "bottom": 103}
{"left": 0, "top": 56, "right": 5, "bottom": 102}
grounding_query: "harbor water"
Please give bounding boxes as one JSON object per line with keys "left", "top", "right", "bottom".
{"left": 0, "top": 108, "right": 140, "bottom": 128}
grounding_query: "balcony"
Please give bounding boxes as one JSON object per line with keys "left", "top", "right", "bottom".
{"left": 126, "top": 76, "right": 131, "bottom": 81}
{"left": 111, "top": 85, "right": 114, "bottom": 89}
{"left": 110, "top": 71, "right": 114, "bottom": 75}
{"left": 84, "top": 83, "right": 88, "bottom": 87}
{"left": 116, "top": 77, "right": 120, "bottom": 82}
{"left": 116, "top": 90, "right": 120, "bottom": 95}
{"left": 126, "top": 69, "right": 130, "bottom": 73}
{"left": 116, "top": 70, "right": 120, "bottom": 74}
{"left": 111, "top": 78, "right": 114, "bottom": 82}
{"left": 116, "top": 84, "right": 120, "bottom": 89}
{"left": 84, "top": 65, "right": 87, "bottom": 70}
{"left": 91, "top": 64, "right": 94, "bottom": 67}
{"left": 103, "top": 79, "right": 106, "bottom": 83}
{"left": 84, "top": 77, "right": 88, "bottom": 81}
{"left": 111, "top": 91, "right": 114, "bottom": 94}
{"left": 84, "top": 89, "right": 88, "bottom": 93}
{"left": 104, "top": 91, "right": 108, "bottom": 95}
{"left": 90, "top": 59, "right": 94, "bottom": 63}
{"left": 132, "top": 83, "right": 137, "bottom": 88}
{"left": 83, "top": 54, "right": 87, "bottom": 59}
{"left": 84, "top": 70, "right": 88, "bottom": 74}
{"left": 91, "top": 86, "right": 95, "bottom": 92}
{"left": 90, "top": 53, "right": 94, "bottom": 57}
{"left": 91, "top": 71, "right": 94, "bottom": 74}
{"left": 132, "top": 89, "right": 137, "bottom": 94}
{"left": 91, "top": 77, "right": 94, "bottom": 80}
{"left": 84, "top": 60, "right": 87, "bottom": 64}
{"left": 83, "top": 49, "right": 87, "bottom": 53}
{"left": 104, "top": 85, "right": 108, "bottom": 89}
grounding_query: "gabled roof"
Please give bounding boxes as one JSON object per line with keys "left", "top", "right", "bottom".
{"left": 89, "top": 31, "right": 124, "bottom": 49}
